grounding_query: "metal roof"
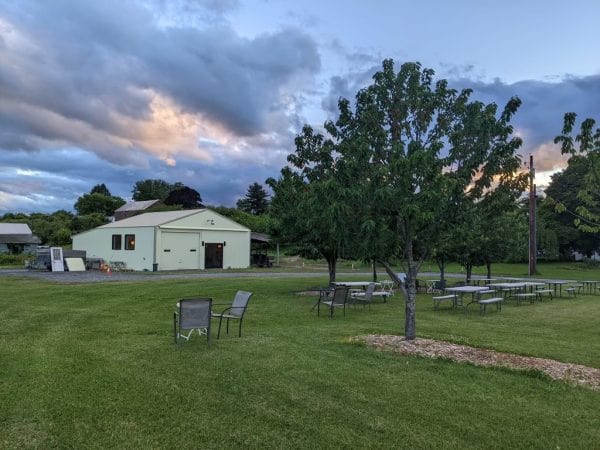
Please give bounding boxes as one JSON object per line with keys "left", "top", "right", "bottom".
{"left": 114, "top": 199, "right": 160, "bottom": 212}
{"left": 0, "top": 234, "right": 41, "bottom": 244}
{"left": 251, "top": 232, "right": 271, "bottom": 243}
{"left": 99, "top": 209, "right": 205, "bottom": 228}
{"left": 0, "top": 223, "right": 32, "bottom": 235}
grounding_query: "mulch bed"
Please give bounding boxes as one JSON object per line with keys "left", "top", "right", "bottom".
{"left": 357, "top": 335, "right": 600, "bottom": 390}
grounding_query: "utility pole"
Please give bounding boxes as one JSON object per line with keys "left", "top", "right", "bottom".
{"left": 528, "top": 154, "right": 537, "bottom": 276}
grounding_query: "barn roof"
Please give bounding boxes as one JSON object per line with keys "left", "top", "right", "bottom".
{"left": 251, "top": 232, "right": 271, "bottom": 243}
{"left": 0, "top": 223, "right": 33, "bottom": 235}
{"left": 0, "top": 234, "right": 41, "bottom": 244}
{"left": 99, "top": 209, "right": 203, "bottom": 228}
{"left": 114, "top": 199, "right": 160, "bottom": 212}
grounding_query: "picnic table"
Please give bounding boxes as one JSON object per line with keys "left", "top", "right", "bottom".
{"left": 581, "top": 280, "right": 600, "bottom": 294}
{"left": 545, "top": 280, "right": 570, "bottom": 297}
{"left": 445, "top": 285, "right": 491, "bottom": 307}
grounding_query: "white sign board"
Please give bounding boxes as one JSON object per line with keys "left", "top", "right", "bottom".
{"left": 50, "top": 247, "right": 64, "bottom": 272}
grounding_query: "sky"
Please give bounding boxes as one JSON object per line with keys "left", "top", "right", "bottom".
{"left": 1, "top": 0, "right": 599, "bottom": 214}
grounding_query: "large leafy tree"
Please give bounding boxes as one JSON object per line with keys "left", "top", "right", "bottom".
{"left": 237, "top": 182, "right": 270, "bottom": 215}
{"left": 267, "top": 126, "right": 353, "bottom": 283}
{"left": 327, "top": 60, "right": 524, "bottom": 339}
{"left": 164, "top": 186, "right": 204, "bottom": 209}
{"left": 132, "top": 179, "right": 183, "bottom": 201}
{"left": 74, "top": 185, "right": 125, "bottom": 216}
{"left": 554, "top": 113, "right": 600, "bottom": 232}
{"left": 541, "top": 156, "right": 600, "bottom": 257}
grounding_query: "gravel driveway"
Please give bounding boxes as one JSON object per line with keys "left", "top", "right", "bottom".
{"left": 0, "top": 268, "right": 337, "bottom": 283}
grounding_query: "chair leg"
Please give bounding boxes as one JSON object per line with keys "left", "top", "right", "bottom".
{"left": 226, "top": 318, "right": 230, "bottom": 335}
{"left": 174, "top": 312, "right": 178, "bottom": 344}
{"left": 238, "top": 318, "right": 243, "bottom": 337}
{"left": 217, "top": 316, "right": 224, "bottom": 339}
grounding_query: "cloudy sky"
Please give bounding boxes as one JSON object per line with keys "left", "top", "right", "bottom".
{"left": 1, "top": 0, "right": 599, "bottom": 214}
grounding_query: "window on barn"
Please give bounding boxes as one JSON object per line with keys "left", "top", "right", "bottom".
{"left": 112, "top": 234, "right": 122, "bottom": 250}
{"left": 125, "top": 234, "right": 136, "bottom": 250}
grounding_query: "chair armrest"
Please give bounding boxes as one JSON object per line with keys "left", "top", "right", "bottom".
{"left": 212, "top": 306, "right": 233, "bottom": 316}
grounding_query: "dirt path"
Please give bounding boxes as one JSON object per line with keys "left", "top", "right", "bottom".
{"left": 359, "top": 335, "right": 600, "bottom": 390}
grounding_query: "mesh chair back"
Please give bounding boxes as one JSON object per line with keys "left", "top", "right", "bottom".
{"left": 229, "top": 291, "right": 253, "bottom": 318}
{"left": 179, "top": 298, "right": 212, "bottom": 329}
{"left": 364, "top": 283, "right": 376, "bottom": 300}
{"left": 331, "top": 286, "right": 349, "bottom": 306}
{"left": 433, "top": 280, "right": 447, "bottom": 291}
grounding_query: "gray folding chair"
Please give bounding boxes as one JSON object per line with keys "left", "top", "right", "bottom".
{"left": 317, "top": 285, "right": 349, "bottom": 318}
{"left": 174, "top": 298, "right": 212, "bottom": 346}
{"left": 211, "top": 291, "right": 253, "bottom": 339}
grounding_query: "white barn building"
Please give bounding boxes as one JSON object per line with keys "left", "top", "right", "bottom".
{"left": 72, "top": 209, "right": 250, "bottom": 271}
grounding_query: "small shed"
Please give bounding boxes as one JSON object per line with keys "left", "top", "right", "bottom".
{"left": 72, "top": 209, "right": 250, "bottom": 271}
{"left": 0, "top": 223, "right": 41, "bottom": 254}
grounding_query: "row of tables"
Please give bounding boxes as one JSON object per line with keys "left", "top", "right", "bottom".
{"left": 430, "top": 278, "right": 600, "bottom": 295}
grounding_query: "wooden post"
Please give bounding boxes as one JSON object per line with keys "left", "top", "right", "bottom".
{"left": 528, "top": 155, "right": 537, "bottom": 276}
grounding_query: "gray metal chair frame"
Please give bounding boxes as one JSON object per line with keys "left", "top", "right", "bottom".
{"left": 318, "top": 285, "right": 349, "bottom": 318}
{"left": 211, "top": 291, "right": 253, "bottom": 339}
{"left": 174, "top": 298, "right": 213, "bottom": 347}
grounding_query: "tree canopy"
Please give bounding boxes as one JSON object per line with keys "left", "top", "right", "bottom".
{"left": 74, "top": 185, "right": 125, "bottom": 217}
{"left": 553, "top": 113, "right": 600, "bottom": 233}
{"left": 132, "top": 179, "right": 183, "bottom": 201}
{"left": 269, "top": 59, "right": 525, "bottom": 339}
{"left": 164, "top": 186, "right": 204, "bottom": 209}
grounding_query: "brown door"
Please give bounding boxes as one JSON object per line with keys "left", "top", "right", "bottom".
{"left": 204, "top": 243, "right": 223, "bottom": 269}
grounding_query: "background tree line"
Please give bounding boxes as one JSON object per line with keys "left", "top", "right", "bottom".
{"left": 0, "top": 179, "right": 271, "bottom": 247}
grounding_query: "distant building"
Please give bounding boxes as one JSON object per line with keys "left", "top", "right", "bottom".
{"left": 114, "top": 199, "right": 161, "bottom": 221}
{"left": 0, "top": 223, "right": 41, "bottom": 254}
{"left": 72, "top": 209, "right": 250, "bottom": 271}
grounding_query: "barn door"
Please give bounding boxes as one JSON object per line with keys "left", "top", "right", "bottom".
{"left": 204, "top": 243, "right": 223, "bottom": 269}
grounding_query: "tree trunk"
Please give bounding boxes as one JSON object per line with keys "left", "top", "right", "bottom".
{"left": 437, "top": 256, "right": 446, "bottom": 282}
{"left": 404, "top": 237, "right": 417, "bottom": 340}
{"left": 466, "top": 263, "right": 472, "bottom": 284}
{"left": 486, "top": 261, "right": 492, "bottom": 279}
{"left": 372, "top": 259, "right": 377, "bottom": 282}
{"left": 326, "top": 256, "right": 337, "bottom": 284}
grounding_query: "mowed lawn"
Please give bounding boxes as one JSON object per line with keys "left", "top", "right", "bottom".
{"left": 1, "top": 274, "right": 600, "bottom": 449}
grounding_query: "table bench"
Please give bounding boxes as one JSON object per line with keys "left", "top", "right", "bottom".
{"left": 477, "top": 297, "right": 504, "bottom": 315}
{"left": 565, "top": 286, "right": 580, "bottom": 297}
{"left": 535, "top": 289, "right": 553, "bottom": 301}
{"left": 514, "top": 293, "right": 537, "bottom": 305}
{"left": 432, "top": 294, "right": 457, "bottom": 310}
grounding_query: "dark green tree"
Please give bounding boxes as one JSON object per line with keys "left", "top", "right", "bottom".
{"left": 554, "top": 113, "right": 600, "bottom": 232}
{"left": 164, "top": 186, "right": 204, "bottom": 209}
{"left": 90, "top": 183, "right": 111, "bottom": 196}
{"left": 267, "top": 125, "right": 353, "bottom": 283}
{"left": 132, "top": 179, "right": 183, "bottom": 201}
{"left": 541, "top": 156, "right": 600, "bottom": 257}
{"left": 236, "top": 182, "right": 270, "bottom": 215}
{"left": 74, "top": 193, "right": 125, "bottom": 216}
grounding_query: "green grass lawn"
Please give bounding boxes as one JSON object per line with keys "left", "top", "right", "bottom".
{"left": 1, "top": 274, "right": 600, "bottom": 448}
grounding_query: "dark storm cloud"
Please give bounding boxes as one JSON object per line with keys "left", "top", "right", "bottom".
{"left": 466, "top": 75, "right": 600, "bottom": 150}
{"left": 0, "top": 0, "right": 321, "bottom": 158}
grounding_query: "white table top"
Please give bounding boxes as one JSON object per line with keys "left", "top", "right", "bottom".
{"left": 334, "top": 281, "right": 380, "bottom": 287}
{"left": 445, "top": 286, "right": 491, "bottom": 293}
{"left": 488, "top": 282, "right": 526, "bottom": 288}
